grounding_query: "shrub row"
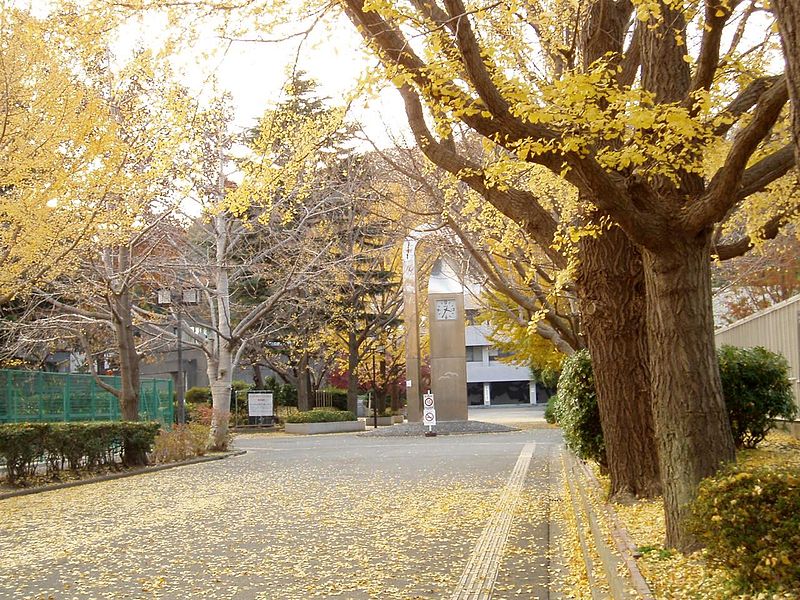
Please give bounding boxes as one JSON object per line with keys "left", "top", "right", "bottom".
{"left": 690, "top": 463, "right": 800, "bottom": 594}
{"left": 552, "top": 345, "right": 798, "bottom": 465}
{"left": 284, "top": 409, "right": 356, "bottom": 423}
{"left": 550, "top": 350, "right": 605, "bottom": 466}
{"left": 0, "top": 421, "right": 160, "bottom": 483}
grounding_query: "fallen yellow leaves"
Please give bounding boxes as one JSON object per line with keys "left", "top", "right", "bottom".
{"left": 612, "top": 430, "right": 800, "bottom": 600}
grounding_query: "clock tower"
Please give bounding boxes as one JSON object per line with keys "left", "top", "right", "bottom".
{"left": 427, "top": 259, "right": 468, "bottom": 421}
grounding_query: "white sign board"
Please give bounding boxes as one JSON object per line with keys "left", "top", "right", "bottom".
{"left": 406, "top": 379, "right": 412, "bottom": 388}
{"left": 248, "top": 392, "right": 274, "bottom": 417}
{"left": 423, "top": 393, "right": 435, "bottom": 409}
{"left": 423, "top": 407, "right": 437, "bottom": 426}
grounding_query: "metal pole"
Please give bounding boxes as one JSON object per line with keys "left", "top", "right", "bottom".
{"left": 372, "top": 352, "right": 378, "bottom": 429}
{"left": 176, "top": 305, "right": 185, "bottom": 425}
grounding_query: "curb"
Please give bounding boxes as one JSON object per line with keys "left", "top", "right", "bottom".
{"left": 563, "top": 453, "right": 655, "bottom": 599}
{"left": 575, "top": 459, "right": 655, "bottom": 599}
{"left": 0, "top": 450, "right": 247, "bottom": 501}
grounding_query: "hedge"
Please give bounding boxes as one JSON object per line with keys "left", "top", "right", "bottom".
{"left": 0, "top": 421, "right": 161, "bottom": 483}
{"left": 553, "top": 346, "right": 797, "bottom": 462}
{"left": 689, "top": 463, "right": 800, "bottom": 593}
{"left": 552, "top": 349, "right": 606, "bottom": 467}
{"left": 284, "top": 409, "right": 357, "bottom": 424}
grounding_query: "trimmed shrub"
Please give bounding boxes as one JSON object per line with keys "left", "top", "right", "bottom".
{"left": 119, "top": 421, "right": 161, "bottom": 466}
{"left": 0, "top": 421, "right": 161, "bottom": 484}
{"left": 552, "top": 346, "right": 796, "bottom": 466}
{"left": 689, "top": 464, "right": 800, "bottom": 593}
{"left": 0, "top": 423, "right": 49, "bottom": 483}
{"left": 184, "top": 386, "right": 211, "bottom": 404}
{"left": 544, "top": 395, "right": 559, "bottom": 424}
{"left": 717, "top": 345, "right": 797, "bottom": 448}
{"left": 553, "top": 349, "right": 606, "bottom": 466}
{"left": 284, "top": 409, "right": 357, "bottom": 423}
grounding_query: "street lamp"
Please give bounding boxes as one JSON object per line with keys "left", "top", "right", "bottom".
{"left": 157, "top": 288, "right": 200, "bottom": 425}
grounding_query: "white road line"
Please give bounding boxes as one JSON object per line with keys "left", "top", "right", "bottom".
{"left": 451, "top": 443, "right": 537, "bottom": 600}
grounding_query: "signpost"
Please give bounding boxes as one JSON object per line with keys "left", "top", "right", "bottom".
{"left": 423, "top": 391, "right": 436, "bottom": 437}
{"left": 247, "top": 391, "right": 274, "bottom": 425}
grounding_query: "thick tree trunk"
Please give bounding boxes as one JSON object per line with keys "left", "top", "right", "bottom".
{"left": 346, "top": 330, "right": 359, "bottom": 414}
{"left": 116, "top": 294, "right": 145, "bottom": 467}
{"left": 773, "top": 0, "right": 800, "bottom": 172}
{"left": 252, "top": 363, "right": 264, "bottom": 389}
{"left": 575, "top": 226, "right": 662, "bottom": 501}
{"left": 297, "top": 352, "right": 312, "bottom": 411}
{"left": 642, "top": 232, "right": 736, "bottom": 551}
{"left": 112, "top": 291, "right": 141, "bottom": 423}
{"left": 390, "top": 382, "right": 400, "bottom": 413}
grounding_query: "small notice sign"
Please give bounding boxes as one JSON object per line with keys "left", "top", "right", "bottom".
{"left": 423, "top": 407, "right": 437, "bottom": 426}
{"left": 248, "top": 392, "right": 274, "bottom": 417}
{"left": 423, "top": 393, "right": 435, "bottom": 409}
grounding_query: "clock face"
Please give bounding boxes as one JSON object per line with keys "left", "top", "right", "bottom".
{"left": 435, "top": 299, "right": 457, "bottom": 321}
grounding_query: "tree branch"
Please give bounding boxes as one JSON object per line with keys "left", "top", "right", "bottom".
{"left": 687, "top": 77, "right": 789, "bottom": 232}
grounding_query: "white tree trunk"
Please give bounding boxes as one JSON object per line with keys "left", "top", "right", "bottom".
{"left": 208, "top": 208, "right": 234, "bottom": 450}
{"left": 208, "top": 344, "right": 233, "bottom": 450}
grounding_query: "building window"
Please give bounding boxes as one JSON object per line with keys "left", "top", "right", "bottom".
{"left": 467, "top": 383, "right": 484, "bottom": 405}
{"left": 488, "top": 347, "right": 513, "bottom": 362}
{"left": 466, "top": 346, "right": 483, "bottom": 362}
{"left": 490, "top": 381, "right": 530, "bottom": 404}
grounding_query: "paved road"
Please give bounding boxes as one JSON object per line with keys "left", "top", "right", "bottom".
{"left": 0, "top": 416, "right": 566, "bottom": 600}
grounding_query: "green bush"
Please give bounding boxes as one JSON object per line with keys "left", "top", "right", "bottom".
{"left": 0, "top": 421, "right": 161, "bottom": 484}
{"left": 284, "top": 409, "right": 357, "bottom": 423}
{"left": 318, "top": 387, "right": 348, "bottom": 411}
{"left": 717, "top": 345, "right": 798, "bottom": 449}
{"left": 184, "top": 387, "right": 211, "bottom": 404}
{"left": 553, "top": 349, "right": 606, "bottom": 467}
{"left": 261, "top": 376, "right": 298, "bottom": 408}
{"left": 544, "top": 395, "right": 559, "bottom": 424}
{"left": 0, "top": 423, "right": 49, "bottom": 483}
{"left": 539, "top": 367, "right": 561, "bottom": 391}
{"left": 119, "top": 421, "right": 161, "bottom": 466}
{"left": 689, "top": 464, "right": 800, "bottom": 594}
{"left": 552, "top": 346, "right": 796, "bottom": 465}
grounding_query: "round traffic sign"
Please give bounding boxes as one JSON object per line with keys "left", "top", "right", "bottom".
{"left": 423, "top": 396, "right": 434, "bottom": 408}
{"left": 424, "top": 411, "right": 435, "bottom": 422}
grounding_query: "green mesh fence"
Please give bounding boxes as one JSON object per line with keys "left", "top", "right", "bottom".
{"left": 0, "top": 370, "right": 173, "bottom": 424}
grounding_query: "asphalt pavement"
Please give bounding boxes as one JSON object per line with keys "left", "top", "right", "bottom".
{"left": 0, "top": 406, "right": 566, "bottom": 600}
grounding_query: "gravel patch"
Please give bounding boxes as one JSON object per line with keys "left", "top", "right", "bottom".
{"left": 357, "top": 420, "right": 518, "bottom": 437}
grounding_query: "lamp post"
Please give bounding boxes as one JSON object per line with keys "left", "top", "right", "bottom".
{"left": 157, "top": 288, "right": 200, "bottom": 425}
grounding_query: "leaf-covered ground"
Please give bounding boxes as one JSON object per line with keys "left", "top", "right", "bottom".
{"left": 0, "top": 428, "right": 567, "bottom": 599}
{"left": 614, "top": 431, "right": 800, "bottom": 600}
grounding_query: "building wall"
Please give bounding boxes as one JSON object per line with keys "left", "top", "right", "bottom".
{"left": 140, "top": 348, "right": 254, "bottom": 391}
{"left": 715, "top": 294, "right": 800, "bottom": 410}
{"left": 464, "top": 324, "right": 540, "bottom": 404}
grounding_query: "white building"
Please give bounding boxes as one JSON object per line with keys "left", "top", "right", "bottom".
{"left": 463, "top": 287, "right": 548, "bottom": 406}
{"left": 465, "top": 320, "right": 543, "bottom": 405}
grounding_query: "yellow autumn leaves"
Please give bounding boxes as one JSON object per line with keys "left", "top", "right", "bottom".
{"left": 0, "top": 4, "right": 193, "bottom": 300}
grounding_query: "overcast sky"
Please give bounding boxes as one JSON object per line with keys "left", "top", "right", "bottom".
{"left": 113, "top": 6, "right": 410, "bottom": 147}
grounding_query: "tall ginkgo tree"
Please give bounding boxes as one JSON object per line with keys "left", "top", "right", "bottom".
{"left": 338, "top": 0, "right": 799, "bottom": 549}
{"left": 0, "top": 6, "right": 130, "bottom": 300}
